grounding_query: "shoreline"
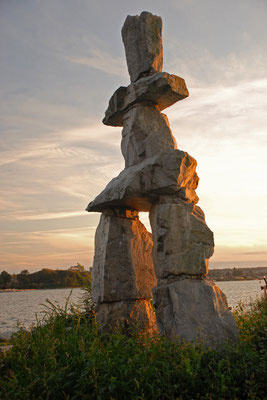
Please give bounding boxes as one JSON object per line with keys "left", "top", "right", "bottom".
{"left": 0, "top": 287, "right": 83, "bottom": 293}
{"left": 0, "top": 289, "right": 36, "bottom": 293}
{"left": 0, "top": 279, "right": 261, "bottom": 293}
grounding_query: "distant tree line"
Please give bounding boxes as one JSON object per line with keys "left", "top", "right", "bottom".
{"left": 208, "top": 266, "right": 267, "bottom": 281}
{"left": 0, "top": 264, "right": 91, "bottom": 290}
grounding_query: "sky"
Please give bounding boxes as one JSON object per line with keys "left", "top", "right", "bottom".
{"left": 1, "top": 0, "right": 267, "bottom": 273}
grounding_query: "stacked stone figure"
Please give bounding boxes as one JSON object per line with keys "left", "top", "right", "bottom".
{"left": 87, "top": 12, "right": 239, "bottom": 346}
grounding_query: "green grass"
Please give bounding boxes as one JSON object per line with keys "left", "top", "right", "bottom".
{"left": 0, "top": 294, "right": 266, "bottom": 400}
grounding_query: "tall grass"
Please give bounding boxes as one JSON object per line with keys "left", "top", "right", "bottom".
{"left": 0, "top": 293, "right": 266, "bottom": 400}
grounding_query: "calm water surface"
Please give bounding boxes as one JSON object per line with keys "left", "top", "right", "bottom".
{"left": 0, "top": 281, "right": 264, "bottom": 338}
{"left": 0, "top": 288, "right": 83, "bottom": 338}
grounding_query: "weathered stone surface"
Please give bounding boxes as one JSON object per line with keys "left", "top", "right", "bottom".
{"left": 95, "top": 299, "right": 158, "bottom": 335}
{"left": 150, "top": 201, "right": 214, "bottom": 281}
{"left": 92, "top": 213, "right": 157, "bottom": 304}
{"left": 121, "top": 105, "right": 177, "bottom": 168}
{"left": 103, "top": 72, "right": 189, "bottom": 126}
{"left": 86, "top": 149, "right": 199, "bottom": 213}
{"left": 122, "top": 11, "right": 163, "bottom": 83}
{"left": 153, "top": 278, "right": 239, "bottom": 346}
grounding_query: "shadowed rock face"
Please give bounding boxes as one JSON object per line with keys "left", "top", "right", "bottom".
{"left": 86, "top": 149, "right": 199, "bottom": 212}
{"left": 122, "top": 11, "right": 163, "bottom": 83}
{"left": 92, "top": 212, "right": 156, "bottom": 304}
{"left": 150, "top": 201, "right": 214, "bottom": 282}
{"left": 153, "top": 279, "right": 239, "bottom": 347}
{"left": 103, "top": 72, "right": 189, "bottom": 127}
{"left": 121, "top": 105, "right": 177, "bottom": 168}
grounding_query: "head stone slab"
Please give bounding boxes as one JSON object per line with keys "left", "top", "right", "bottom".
{"left": 122, "top": 11, "right": 163, "bottom": 83}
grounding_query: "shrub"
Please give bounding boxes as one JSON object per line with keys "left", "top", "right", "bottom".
{"left": 0, "top": 294, "right": 266, "bottom": 400}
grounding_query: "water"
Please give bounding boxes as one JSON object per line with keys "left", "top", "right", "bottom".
{"left": 216, "top": 280, "right": 263, "bottom": 308}
{"left": 0, "top": 288, "right": 84, "bottom": 339}
{"left": 0, "top": 281, "right": 264, "bottom": 338}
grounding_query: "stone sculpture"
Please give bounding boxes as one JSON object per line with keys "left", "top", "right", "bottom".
{"left": 87, "top": 11, "right": 239, "bottom": 345}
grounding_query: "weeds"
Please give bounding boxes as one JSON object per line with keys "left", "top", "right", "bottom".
{"left": 0, "top": 292, "right": 266, "bottom": 400}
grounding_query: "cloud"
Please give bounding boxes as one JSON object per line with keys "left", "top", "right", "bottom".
{"left": 166, "top": 37, "right": 267, "bottom": 87}
{"left": 238, "top": 251, "right": 267, "bottom": 256}
{"left": 168, "top": 78, "right": 267, "bottom": 131}
{"left": 2, "top": 210, "right": 89, "bottom": 221}
{"left": 67, "top": 48, "right": 128, "bottom": 78}
{"left": 0, "top": 226, "right": 97, "bottom": 272}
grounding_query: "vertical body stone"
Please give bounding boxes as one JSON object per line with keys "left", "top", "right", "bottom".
{"left": 122, "top": 11, "right": 163, "bottom": 82}
{"left": 121, "top": 105, "right": 177, "bottom": 168}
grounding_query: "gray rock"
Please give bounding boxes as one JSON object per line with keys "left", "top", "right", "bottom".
{"left": 153, "top": 278, "right": 239, "bottom": 346}
{"left": 149, "top": 201, "right": 214, "bottom": 281}
{"left": 95, "top": 299, "right": 158, "bottom": 335}
{"left": 121, "top": 105, "right": 177, "bottom": 167}
{"left": 86, "top": 149, "right": 199, "bottom": 212}
{"left": 103, "top": 72, "right": 189, "bottom": 126}
{"left": 122, "top": 11, "right": 163, "bottom": 83}
{"left": 92, "top": 212, "right": 157, "bottom": 304}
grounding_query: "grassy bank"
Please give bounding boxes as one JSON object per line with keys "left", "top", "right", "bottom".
{"left": 0, "top": 295, "right": 266, "bottom": 400}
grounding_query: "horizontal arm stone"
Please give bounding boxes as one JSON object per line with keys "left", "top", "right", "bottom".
{"left": 103, "top": 72, "right": 189, "bottom": 127}
{"left": 86, "top": 149, "right": 199, "bottom": 212}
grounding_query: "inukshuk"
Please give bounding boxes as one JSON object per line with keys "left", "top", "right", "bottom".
{"left": 87, "top": 12, "right": 239, "bottom": 345}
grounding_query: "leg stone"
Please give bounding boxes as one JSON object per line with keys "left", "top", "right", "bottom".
{"left": 92, "top": 209, "right": 158, "bottom": 334}
{"left": 150, "top": 199, "right": 214, "bottom": 283}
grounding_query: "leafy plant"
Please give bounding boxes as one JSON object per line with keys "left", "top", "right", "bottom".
{"left": 0, "top": 293, "right": 266, "bottom": 400}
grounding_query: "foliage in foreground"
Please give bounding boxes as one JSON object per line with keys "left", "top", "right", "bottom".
{"left": 0, "top": 295, "right": 266, "bottom": 400}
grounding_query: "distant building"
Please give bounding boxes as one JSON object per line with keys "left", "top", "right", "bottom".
{"left": 68, "top": 264, "right": 85, "bottom": 272}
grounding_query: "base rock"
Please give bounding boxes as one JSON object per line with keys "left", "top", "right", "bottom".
{"left": 153, "top": 278, "right": 239, "bottom": 347}
{"left": 95, "top": 299, "right": 158, "bottom": 335}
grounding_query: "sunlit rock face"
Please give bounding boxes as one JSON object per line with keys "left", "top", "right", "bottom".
{"left": 95, "top": 299, "right": 158, "bottom": 335}
{"left": 87, "top": 11, "right": 239, "bottom": 344}
{"left": 122, "top": 11, "right": 163, "bottom": 83}
{"left": 153, "top": 279, "right": 239, "bottom": 347}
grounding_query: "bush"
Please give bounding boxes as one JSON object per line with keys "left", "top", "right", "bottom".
{"left": 0, "top": 295, "right": 266, "bottom": 400}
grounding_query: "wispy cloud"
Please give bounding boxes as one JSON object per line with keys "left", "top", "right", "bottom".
{"left": 2, "top": 210, "right": 88, "bottom": 221}
{"left": 167, "top": 35, "right": 267, "bottom": 87}
{"left": 67, "top": 48, "right": 128, "bottom": 78}
{"left": 0, "top": 226, "right": 97, "bottom": 272}
{"left": 168, "top": 78, "right": 267, "bottom": 134}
